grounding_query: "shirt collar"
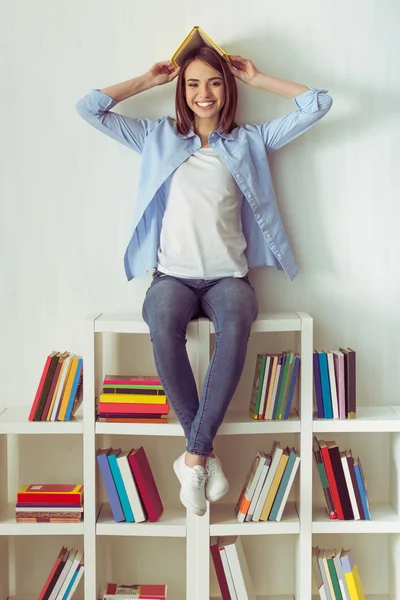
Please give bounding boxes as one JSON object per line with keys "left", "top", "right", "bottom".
{"left": 179, "top": 127, "right": 233, "bottom": 141}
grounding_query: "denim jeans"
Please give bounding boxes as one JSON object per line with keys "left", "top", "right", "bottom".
{"left": 142, "top": 269, "right": 259, "bottom": 456}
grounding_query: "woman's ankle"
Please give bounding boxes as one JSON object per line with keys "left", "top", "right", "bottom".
{"left": 185, "top": 451, "right": 206, "bottom": 468}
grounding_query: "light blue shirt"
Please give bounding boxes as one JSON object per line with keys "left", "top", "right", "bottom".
{"left": 76, "top": 87, "right": 332, "bottom": 280}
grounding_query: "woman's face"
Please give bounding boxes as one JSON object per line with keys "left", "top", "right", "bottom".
{"left": 184, "top": 59, "right": 225, "bottom": 124}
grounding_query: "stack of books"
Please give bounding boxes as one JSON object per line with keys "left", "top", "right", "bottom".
{"left": 38, "top": 546, "right": 84, "bottom": 600}
{"left": 102, "top": 583, "right": 167, "bottom": 600}
{"left": 313, "top": 347, "right": 356, "bottom": 419}
{"left": 314, "top": 436, "right": 370, "bottom": 521}
{"left": 249, "top": 352, "right": 300, "bottom": 420}
{"left": 97, "top": 446, "right": 163, "bottom": 523}
{"left": 28, "top": 352, "right": 83, "bottom": 421}
{"left": 16, "top": 484, "right": 84, "bottom": 523}
{"left": 97, "top": 375, "right": 169, "bottom": 423}
{"left": 313, "top": 546, "right": 365, "bottom": 599}
{"left": 210, "top": 536, "right": 255, "bottom": 600}
{"left": 235, "top": 442, "right": 300, "bottom": 522}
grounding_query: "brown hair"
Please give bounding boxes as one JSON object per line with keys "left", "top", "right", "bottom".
{"left": 175, "top": 47, "right": 238, "bottom": 135}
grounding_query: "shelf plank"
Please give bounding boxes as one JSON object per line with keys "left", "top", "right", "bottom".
{"left": 313, "top": 406, "right": 400, "bottom": 432}
{"left": 94, "top": 312, "right": 302, "bottom": 334}
{"left": 96, "top": 502, "right": 186, "bottom": 537}
{"left": 210, "top": 502, "right": 300, "bottom": 536}
{"left": 0, "top": 407, "right": 83, "bottom": 434}
{"left": 0, "top": 504, "right": 84, "bottom": 536}
{"left": 313, "top": 502, "right": 400, "bottom": 533}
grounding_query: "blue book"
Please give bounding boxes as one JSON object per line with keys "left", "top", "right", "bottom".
{"left": 283, "top": 356, "right": 300, "bottom": 420}
{"left": 313, "top": 351, "right": 324, "bottom": 418}
{"left": 354, "top": 460, "right": 371, "bottom": 520}
{"left": 318, "top": 352, "right": 333, "bottom": 418}
{"left": 64, "top": 357, "right": 83, "bottom": 421}
{"left": 96, "top": 448, "right": 125, "bottom": 522}
{"left": 61, "top": 565, "right": 79, "bottom": 600}
{"left": 108, "top": 452, "right": 135, "bottom": 522}
{"left": 269, "top": 448, "right": 297, "bottom": 520}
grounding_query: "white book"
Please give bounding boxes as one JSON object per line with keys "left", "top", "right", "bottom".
{"left": 236, "top": 451, "right": 266, "bottom": 523}
{"left": 326, "top": 351, "right": 339, "bottom": 419}
{"left": 312, "top": 546, "right": 327, "bottom": 600}
{"left": 219, "top": 544, "right": 238, "bottom": 600}
{"left": 245, "top": 456, "right": 271, "bottom": 522}
{"left": 222, "top": 536, "right": 256, "bottom": 600}
{"left": 49, "top": 549, "right": 76, "bottom": 600}
{"left": 50, "top": 354, "right": 73, "bottom": 421}
{"left": 275, "top": 452, "right": 300, "bottom": 521}
{"left": 117, "top": 451, "right": 146, "bottom": 522}
{"left": 257, "top": 355, "right": 271, "bottom": 418}
{"left": 333, "top": 550, "right": 351, "bottom": 600}
{"left": 56, "top": 549, "right": 83, "bottom": 600}
{"left": 16, "top": 506, "right": 83, "bottom": 513}
{"left": 267, "top": 363, "right": 282, "bottom": 420}
{"left": 64, "top": 563, "right": 84, "bottom": 600}
{"left": 252, "top": 442, "right": 283, "bottom": 522}
{"left": 341, "top": 453, "right": 360, "bottom": 520}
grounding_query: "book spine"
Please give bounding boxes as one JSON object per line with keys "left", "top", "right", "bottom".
{"left": 96, "top": 453, "right": 125, "bottom": 522}
{"left": 64, "top": 358, "right": 83, "bottom": 421}
{"left": 269, "top": 450, "right": 297, "bottom": 521}
{"left": 34, "top": 354, "right": 60, "bottom": 421}
{"left": 313, "top": 352, "right": 325, "bottom": 418}
{"left": 320, "top": 445, "right": 344, "bottom": 520}
{"left": 329, "top": 446, "right": 354, "bottom": 520}
{"left": 98, "top": 403, "right": 169, "bottom": 415}
{"left": 313, "top": 439, "right": 336, "bottom": 519}
{"left": 108, "top": 455, "right": 134, "bottom": 522}
{"left": 283, "top": 355, "right": 300, "bottom": 420}
{"left": 319, "top": 353, "right": 333, "bottom": 418}
{"left": 326, "top": 352, "right": 339, "bottom": 418}
{"left": 210, "top": 539, "right": 231, "bottom": 600}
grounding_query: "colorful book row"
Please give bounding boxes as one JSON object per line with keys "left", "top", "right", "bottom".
{"left": 211, "top": 536, "right": 255, "bottom": 600}
{"left": 235, "top": 442, "right": 300, "bottom": 522}
{"left": 103, "top": 583, "right": 167, "bottom": 599}
{"left": 38, "top": 546, "right": 84, "bottom": 600}
{"left": 312, "top": 546, "right": 365, "bottom": 600}
{"left": 29, "top": 351, "right": 83, "bottom": 422}
{"left": 97, "top": 446, "right": 163, "bottom": 523}
{"left": 314, "top": 437, "right": 370, "bottom": 521}
{"left": 313, "top": 347, "right": 356, "bottom": 419}
{"left": 249, "top": 352, "right": 300, "bottom": 420}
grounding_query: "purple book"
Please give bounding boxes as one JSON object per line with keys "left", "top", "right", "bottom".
{"left": 313, "top": 351, "right": 324, "bottom": 418}
{"left": 96, "top": 448, "right": 125, "bottom": 522}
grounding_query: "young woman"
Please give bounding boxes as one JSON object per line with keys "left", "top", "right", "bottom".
{"left": 76, "top": 47, "right": 332, "bottom": 516}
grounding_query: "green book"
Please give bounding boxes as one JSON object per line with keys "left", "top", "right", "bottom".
{"left": 327, "top": 550, "right": 343, "bottom": 600}
{"left": 273, "top": 353, "right": 290, "bottom": 420}
{"left": 278, "top": 352, "right": 295, "bottom": 419}
{"left": 249, "top": 354, "right": 267, "bottom": 419}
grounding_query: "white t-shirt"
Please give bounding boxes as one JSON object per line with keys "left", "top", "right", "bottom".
{"left": 157, "top": 147, "right": 248, "bottom": 279}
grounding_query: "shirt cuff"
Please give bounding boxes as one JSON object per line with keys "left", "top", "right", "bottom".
{"left": 293, "top": 86, "right": 329, "bottom": 113}
{"left": 87, "top": 88, "right": 119, "bottom": 111}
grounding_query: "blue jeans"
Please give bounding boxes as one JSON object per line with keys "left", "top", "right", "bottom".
{"left": 142, "top": 269, "right": 259, "bottom": 456}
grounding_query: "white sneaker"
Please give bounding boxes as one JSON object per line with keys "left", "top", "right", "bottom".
{"left": 173, "top": 453, "right": 207, "bottom": 516}
{"left": 205, "top": 455, "right": 229, "bottom": 502}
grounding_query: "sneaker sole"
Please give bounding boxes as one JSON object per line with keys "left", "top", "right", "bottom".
{"left": 206, "top": 483, "right": 230, "bottom": 503}
{"left": 173, "top": 460, "right": 207, "bottom": 517}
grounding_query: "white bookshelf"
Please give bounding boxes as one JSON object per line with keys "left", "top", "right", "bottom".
{"left": 0, "top": 311, "right": 399, "bottom": 599}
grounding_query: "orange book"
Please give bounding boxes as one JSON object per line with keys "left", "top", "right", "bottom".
{"left": 57, "top": 355, "right": 79, "bottom": 420}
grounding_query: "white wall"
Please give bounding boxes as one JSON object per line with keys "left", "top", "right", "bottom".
{"left": 1, "top": 0, "right": 399, "bottom": 408}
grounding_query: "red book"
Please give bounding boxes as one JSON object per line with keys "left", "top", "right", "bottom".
{"left": 28, "top": 352, "right": 56, "bottom": 421}
{"left": 104, "top": 583, "right": 167, "bottom": 599}
{"left": 17, "top": 484, "right": 83, "bottom": 505}
{"left": 38, "top": 545, "right": 67, "bottom": 600}
{"left": 104, "top": 375, "right": 161, "bottom": 386}
{"left": 127, "top": 447, "right": 163, "bottom": 522}
{"left": 210, "top": 537, "right": 231, "bottom": 599}
{"left": 99, "top": 403, "right": 169, "bottom": 415}
{"left": 319, "top": 440, "right": 345, "bottom": 520}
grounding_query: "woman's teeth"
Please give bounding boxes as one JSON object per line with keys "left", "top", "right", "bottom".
{"left": 197, "top": 102, "right": 215, "bottom": 107}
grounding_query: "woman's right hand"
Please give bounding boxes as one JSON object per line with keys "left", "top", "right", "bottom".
{"left": 148, "top": 61, "right": 180, "bottom": 86}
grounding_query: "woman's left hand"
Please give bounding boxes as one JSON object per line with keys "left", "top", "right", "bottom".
{"left": 228, "top": 55, "right": 260, "bottom": 85}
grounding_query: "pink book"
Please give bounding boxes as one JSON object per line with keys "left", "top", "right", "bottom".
{"left": 333, "top": 351, "right": 346, "bottom": 419}
{"left": 37, "top": 546, "right": 67, "bottom": 600}
{"left": 127, "top": 447, "right": 163, "bottom": 522}
{"left": 210, "top": 537, "right": 231, "bottom": 599}
{"left": 99, "top": 403, "right": 169, "bottom": 415}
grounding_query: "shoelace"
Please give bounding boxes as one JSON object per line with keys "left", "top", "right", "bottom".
{"left": 191, "top": 467, "right": 206, "bottom": 489}
{"left": 206, "top": 459, "right": 218, "bottom": 477}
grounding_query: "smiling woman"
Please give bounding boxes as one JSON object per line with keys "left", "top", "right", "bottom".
{"left": 76, "top": 42, "right": 332, "bottom": 516}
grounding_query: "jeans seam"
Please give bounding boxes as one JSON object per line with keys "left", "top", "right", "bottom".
{"left": 190, "top": 299, "right": 220, "bottom": 454}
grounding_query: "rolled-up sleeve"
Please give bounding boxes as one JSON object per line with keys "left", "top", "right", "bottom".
{"left": 255, "top": 87, "right": 333, "bottom": 152}
{"left": 75, "top": 89, "right": 161, "bottom": 154}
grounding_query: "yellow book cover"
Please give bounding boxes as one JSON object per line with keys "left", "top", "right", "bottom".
{"left": 344, "top": 565, "right": 366, "bottom": 600}
{"left": 260, "top": 448, "right": 289, "bottom": 520}
{"left": 46, "top": 352, "right": 69, "bottom": 421}
{"left": 99, "top": 393, "right": 167, "bottom": 405}
{"left": 57, "top": 355, "right": 79, "bottom": 420}
{"left": 171, "top": 26, "right": 230, "bottom": 68}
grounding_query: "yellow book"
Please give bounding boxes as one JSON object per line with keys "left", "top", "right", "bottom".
{"left": 99, "top": 393, "right": 167, "bottom": 405}
{"left": 341, "top": 549, "right": 366, "bottom": 600}
{"left": 259, "top": 448, "right": 289, "bottom": 520}
{"left": 57, "top": 355, "right": 79, "bottom": 420}
{"left": 171, "top": 25, "right": 230, "bottom": 68}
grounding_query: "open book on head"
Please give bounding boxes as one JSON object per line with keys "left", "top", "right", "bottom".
{"left": 171, "top": 26, "right": 230, "bottom": 68}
